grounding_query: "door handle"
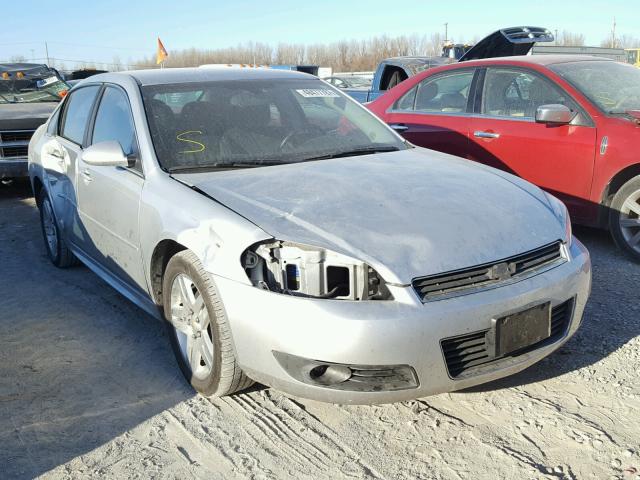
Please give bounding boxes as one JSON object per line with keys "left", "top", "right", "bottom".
{"left": 474, "top": 131, "right": 500, "bottom": 139}
{"left": 389, "top": 123, "right": 409, "bottom": 132}
{"left": 82, "top": 169, "right": 93, "bottom": 183}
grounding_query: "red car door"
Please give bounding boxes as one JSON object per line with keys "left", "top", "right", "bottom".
{"left": 382, "top": 69, "right": 477, "bottom": 159}
{"left": 468, "top": 66, "right": 597, "bottom": 221}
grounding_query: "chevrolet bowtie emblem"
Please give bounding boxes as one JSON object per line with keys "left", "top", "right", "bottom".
{"left": 491, "top": 262, "right": 514, "bottom": 281}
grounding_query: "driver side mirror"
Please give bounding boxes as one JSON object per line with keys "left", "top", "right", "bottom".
{"left": 82, "top": 140, "right": 133, "bottom": 167}
{"left": 535, "top": 104, "right": 576, "bottom": 125}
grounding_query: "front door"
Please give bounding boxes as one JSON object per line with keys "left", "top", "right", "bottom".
{"left": 75, "top": 85, "right": 147, "bottom": 292}
{"left": 469, "top": 67, "right": 597, "bottom": 220}
{"left": 384, "top": 69, "right": 476, "bottom": 159}
{"left": 48, "top": 85, "right": 101, "bottom": 239}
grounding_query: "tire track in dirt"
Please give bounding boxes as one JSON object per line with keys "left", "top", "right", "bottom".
{"left": 219, "top": 392, "right": 384, "bottom": 479}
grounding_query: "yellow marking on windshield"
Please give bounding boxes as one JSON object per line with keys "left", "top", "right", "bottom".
{"left": 177, "top": 130, "right": 206, "bottom": 153}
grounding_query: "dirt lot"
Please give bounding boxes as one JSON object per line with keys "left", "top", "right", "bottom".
{"left": 1, "top": 180, "right": 639, "bottom": 480}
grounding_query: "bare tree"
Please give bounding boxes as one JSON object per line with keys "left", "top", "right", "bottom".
{"left": 557, "top": 31, "right": 586, "bottom": 46}
{"left": 618, "top": 34, "right": 640, "bottom": 48}
{"left": 9, "top": 55, "right": 27, "bottom": 62}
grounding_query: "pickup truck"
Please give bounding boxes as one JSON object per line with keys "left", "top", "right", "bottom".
{"left": 341, "top": 26, "right": 554, "bottom": 103}
{"left": 0, "top": 63, "right": 69, "bottom": 180}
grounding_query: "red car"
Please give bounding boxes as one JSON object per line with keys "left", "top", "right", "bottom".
{"left": 368, "top": 55, "right": 640, "bottom": 261}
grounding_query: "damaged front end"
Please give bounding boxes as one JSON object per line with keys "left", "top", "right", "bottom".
{"left": 242, "top": 241, "right": 393, "bottom": 301}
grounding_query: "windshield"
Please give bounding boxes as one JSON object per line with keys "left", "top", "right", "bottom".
{"left": 549, "top": 61, "right": 640, "bottom": 114}
{"left": 0, "top": 65, "right": 69, "bottom": 104}
{"left": 627, "top": 50, "right": 639, "bottom": 64}
{"left": 141, "top": 78, "right": 406, "bottom": 171}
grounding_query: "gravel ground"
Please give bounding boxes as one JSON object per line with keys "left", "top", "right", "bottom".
{"left": 1, "top": 181, "right": 639, "bottom": 480}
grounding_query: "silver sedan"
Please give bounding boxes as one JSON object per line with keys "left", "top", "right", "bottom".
{"left": 28, "top": 68, "right": 591, "bottom": 404}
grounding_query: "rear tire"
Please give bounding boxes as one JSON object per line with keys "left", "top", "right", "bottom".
{"left": 162, "top": 250, "right": 253, "bottom": 397}
{"left": 38, "top": 189, "right": 77, "bottom": 268}
{"left": 609, "top": 175, "right": 640, "bottom": 262}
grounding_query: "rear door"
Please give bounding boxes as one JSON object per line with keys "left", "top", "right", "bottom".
{"left": 468, "top": 67, "right": 597, "bottom": 220}
{"left": 383, "top": 69, "right": 476, "bottom": 159}
{"left": 76, "top": 85, "right": 147, "bottom": 291}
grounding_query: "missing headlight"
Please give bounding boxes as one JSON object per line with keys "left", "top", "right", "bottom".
{"left": 241, "top": 241, "right": 393, "bottom": 300}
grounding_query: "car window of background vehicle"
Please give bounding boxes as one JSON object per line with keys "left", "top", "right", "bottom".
{"left": 394, "top": 71, "right": 474, "bottom": 113}
{"left": 482, "top": 68, "right": 576, "bottom": 118}
{"left": 61, "top": 86, "right": 101, "bottom": 145}
{"left": 92, "top": 87, "right": 141, "bottom": 171}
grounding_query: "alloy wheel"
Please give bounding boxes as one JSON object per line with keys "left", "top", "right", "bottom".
{"left": 169, "top": 273, "right": 215, "bottom": 380}
{"left": 619, "top": 189, "right": 640, "bottom": 255}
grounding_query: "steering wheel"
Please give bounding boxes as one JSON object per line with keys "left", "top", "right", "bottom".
{"left": 279, "top": 129, "right": 317, "bottom": 150}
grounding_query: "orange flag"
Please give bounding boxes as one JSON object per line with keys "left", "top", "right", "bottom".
{"left": 156, "top": 37, "right": 168, "bottom": 65}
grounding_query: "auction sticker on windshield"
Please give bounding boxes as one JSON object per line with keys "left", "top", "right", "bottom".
{"left": 296, "top": 89, "right": 340, "bottom": 98}
{"left": 36, "top": 76, "right": 59, "bottom": 88}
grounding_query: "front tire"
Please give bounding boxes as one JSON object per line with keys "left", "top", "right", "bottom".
{"left": 162, "top": 250, "right": 253, "bottom": 397}
{"left": 38, "top": 189, "right": 77, "bottom": 268}
{"left": 609, "top": 175, "right": 640, "bottom": 262}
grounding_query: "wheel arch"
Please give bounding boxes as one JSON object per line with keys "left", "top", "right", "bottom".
{"left": 149, "top": 239, "right": 187, "bottom": 306}
{"left": 32, "top": 176, "right": 45, "bottom": 206}
{"left": 601, "top": 163, "right": 640, "bottom": 206}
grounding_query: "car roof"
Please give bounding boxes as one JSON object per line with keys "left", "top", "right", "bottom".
{"left": 459, "top": 54, "right": 614, "bottom": 67}
{"left": 87, "top": 67, "right": 314, "bottom": 86}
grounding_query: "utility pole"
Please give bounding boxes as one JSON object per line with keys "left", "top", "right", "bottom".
{"left": 45, "top": 41, "right": 50, "bottom": 66}
{"left": 611, "top": 17, "right": 617, "bottom": 48}
{"left": 444, "top": 22, "right": 448, "bottom": 42}
{"left": 30, "top": 49, "right": 35, "bottom": 61}
{"left": 555, "top": 29, "right": 559, "bottom": 45}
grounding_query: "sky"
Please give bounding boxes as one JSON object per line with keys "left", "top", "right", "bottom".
{"left": 1, "top": 0, "right": 637, "bottom": 69}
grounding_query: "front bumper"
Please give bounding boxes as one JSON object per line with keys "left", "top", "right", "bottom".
{"left": 214, "top": 239, "right": 591, "bottom": 404}
{"left": 0, "top": 158, "right": 28, "bottom": 179}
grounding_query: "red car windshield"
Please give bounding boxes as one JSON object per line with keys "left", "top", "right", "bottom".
{"left": 549, "top": 61, "right": 640, "bottom": 114}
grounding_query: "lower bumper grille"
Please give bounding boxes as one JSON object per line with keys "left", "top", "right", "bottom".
{"left": 441, "top": 298, "right": 574, "bottom": 378}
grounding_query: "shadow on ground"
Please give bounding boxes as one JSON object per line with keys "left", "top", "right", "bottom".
{"left": 0, "top": 182, "right": 194, "bottom": 479}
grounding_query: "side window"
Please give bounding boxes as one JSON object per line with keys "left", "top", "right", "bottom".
{"left": 92, "top": 87, "right": 140, "bottom": 170}
{"left": 60, "top": 85, "right": 100, "bottom": 144}
{"left": 482, "top": 68, "right": 577, "bottom": 119}
{"left": 46, "top": 108, "right": 60, "bottom": 135}
{"left": 380, "top": 66, "right": 409, "bottom": 91}
{"left": 409, "top": 71, "right": 474, "bottom": 113}
{"left": 394, "top": 85, "right": 418, "bottom": 111}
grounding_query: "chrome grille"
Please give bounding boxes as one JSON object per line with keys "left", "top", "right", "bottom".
{"left": 413, "top": 242, "right": 563, "bottom": 302}
{"left": 441, "top": 298, "right": 574, "bottom": 378}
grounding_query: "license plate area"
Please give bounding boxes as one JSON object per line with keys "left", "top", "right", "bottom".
{"left": 495, "top": 302, "right": 551, "bottom": 356}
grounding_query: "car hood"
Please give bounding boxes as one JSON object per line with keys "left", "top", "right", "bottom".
{"left": 459, "top": 26, "right": 554, "bottom": 62}
{"left": 174, "top": 148, "right": 564, "bottom": 285}
{"left": 0, "top": 102, "right": 57, "bottom": 130}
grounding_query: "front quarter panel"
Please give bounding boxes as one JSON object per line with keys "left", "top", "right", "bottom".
{"left": 139, "top": 171, "right": 272, "bottom": 298}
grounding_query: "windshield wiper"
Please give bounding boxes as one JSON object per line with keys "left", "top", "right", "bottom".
{"left": 167, "top": 161, "right": 285, "bottom": 173}
{"left": 298, "top": 145, "right": 401, "bottom": 163}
